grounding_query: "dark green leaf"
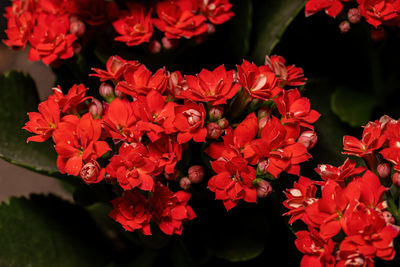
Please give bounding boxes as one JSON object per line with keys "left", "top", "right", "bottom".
{"left": 330, "top": 87, "right": 376, "bottom": 127}
{"left": 251, "top": 0, "right": 306, "bottom": 63}
{"left": 0, "top": 194, "right": 111, "bottom": 266}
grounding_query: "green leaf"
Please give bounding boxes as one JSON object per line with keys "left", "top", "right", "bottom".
{"left": 330, "top": 87, "right": 376, "bottom": 127}
{"left": 251, "top": 0, "right": 306, "bottom": 63}
{"left": 0, "top": 71, "right": 60, "bottom": 175}
{"left": 0, "top": 194, "right": 111, "bottom": 266}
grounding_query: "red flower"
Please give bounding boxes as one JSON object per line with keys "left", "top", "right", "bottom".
{"left": 208, "top": 157, "right": 257, "bottom": 210}
{"left": 53, "top": 113, "right": 111, "bottom": 176}
{"left": 380, "top": 120, "right": 400, "bottom": 170}
{"left": 197, "top": 0, "right": 234, "bottom": 25}
{"left": 49, "top": 84, "right": 91, "bottom": 114}
{"left": 28, "top": 13, "right": 76, "bottom": 65}
{"left": 153, "top": 0, "right": 208, "bottom": 39}
{"left": 167, "top": 70, "right": 188, "bottom": 98}
{"left": 315, "top": 158, "right": 365, "bottom": 185}
{"left": 3, "top": 8, "right": 34, "bottom": 49}
{"left": 264, "top": 55, "right": 307, "bottom": 87}
{"left": 80, "top": 160, "right": 105, "bottom": 184}
{"left": 147, "top": 134, "right": 183, "bottom": 174}
{"left": 305, "top": 0, "right": 347, "bottom": 18}
{"left": 343, "top": 121, "right": 386, "bottom": 157}
{"left": 112, "top": 4, "right": 154, "bottom": 46}
{"left": 106, "top": 142, "right": 156, "bottom": 192}
{"left": 91, "top": 55, "right": 141, "bottom": 82}
{"left": 357, "top": 0, "right": 400, "bottom": 28}
{"left": 236, "top": 60, "right": 281, "bottom": 101}
{"left": 109, "top": 190, "right": 152, "bottom": 235}
{"left": 149, "top": 182, "right": 196, "bottom": 235}
{"left": 23, "top": 98, "right": 60, "bottom": 142}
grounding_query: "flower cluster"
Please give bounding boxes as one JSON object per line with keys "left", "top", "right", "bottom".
{"left": 3, "top": 0, "right": 234, "bottom": 65}
{"left": 24, "top": 53, "right": 317, "bottom": 234}
{"left": 305, "top": 0, "right": 400, "bottom": 36}
{"left": 284, "top": 115, "right": 400, "bottom": 266}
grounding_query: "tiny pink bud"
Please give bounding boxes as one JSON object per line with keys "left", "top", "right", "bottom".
{"left": 188, "top": 165, "right": 204, "bottom": 184}
{"left": 88, "top": 99, "right": 104, "bottom": 119}
{"left": 162, "top": 37, "right": 178, "bottom": 50}
{"left": 348, "top": 8, "right": 361, "bottom": 24}
{"left": 257, "top": 159, "right": 269, "bottom": 175}
{"left": 207, "top": 23, "right": 216, "bottom": 34}
{"left": 179, "top": 177, "right": 191, "bottom": 190}
{"left": 73, "top": 43, "right": 82, "bottom": 54}
{"left": 209, "top": 106, "right": 223, "bottom": 121}
{"left": 99, "top": 83, "right": 115, "bottom": 102}
{"left": 148, "top": 40, "right": 161, "bottom": 54}
{"left": 392, "top": 172, "right": 400, "bottom": 187}
{"left": 382, "top": 211, "right": 395, "bottom": 224}
{"left": 257, "top": 107, "right": 270, "bottom": 119}
{"left": 258, "top": 116, "right": 270, "bottom": 130}
{"left": 377, "top": 163, "right": 391, "bottom": 179}
{"left": 298, "top": 131, "right": 318, "bottom": 150}
{"left": 80, "top": 161, "right": 104, "bottom": 184}
{"left": 206, "top": 122, "right": 223, "bottom": 139}
{"left": 339, "top": 21, "right": 350, "bottom": 34}
{"left": 70, "top": 20, "right": 86, "bottom": 37}
{"left": 256, "top": 179, "right": 273, "bottom": 198}
{"left": 370, "top": 28, "right": 385, "bottom": 42}
{"left": 217, "top": 118, "right": 229, "bottom": 129}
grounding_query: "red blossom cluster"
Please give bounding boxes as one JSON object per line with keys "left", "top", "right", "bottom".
{"left": 23, "top": 53, "right": 317, "bottom": 234}
{"left": 305, "top": 0, "right": 400, "bottom": 36}
{"left": 284, "top": 115, "right": 400, "bottom": 266}
{"left": 3, "top": 0, "right": 234, "bottom": 65}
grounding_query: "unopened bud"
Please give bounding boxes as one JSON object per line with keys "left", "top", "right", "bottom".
{"left": 339, "top": 21, "right": 351, "bottom": 34}
{"left": 148, "top": 40, "right": 161, "bottom": 54}
{"left": 258, "top": 107, "right": 270, "bottom": 119}
{"left": 348, "top": 8, "right": 361, "bottom": 24}
{"left": 162, "top": 37, "right": 178, "bottom": 50}
{"left": 70, "top": 20, "right": 86, "bottom": 37}
{"left": 258, "top": 116, "right": 270, "bottom": 130}
{"left": 88, "top": 99, "right": 104, "bottom": 119}
{"left": 217, "top": 118, "right": 229, "bottom": 129}
{"left": 207, "top": 122, "right": 223, "bottom": 139}
{"left": 255, "top": 179, "right": 273, "bottom": 198}
{"left": 256, "top": 159, "right": 269, "bottom": 175}
{"left": 298, "top": 131, "right": 318, "bottom": 150}
{"left": 382, "top": 211, "right": 395, "bottom": 224}
{"left": 392, "top": 172, "right": 400, "bottom": 187}
{"left": 179, "top": 177, "right": 191, "bottom": 190}
{"left": 209, "top": 106, "right": 223, "bottom": 121}
{"left": 377, "top": 163, "right": 391, "bottom": 179}
{"left": 80, "top": 161, "right": 104, "bottom": 184}
{"left": 370, "top": 28, "right": 385, "bottom": 42}
{"left": 99, "top": 83, "right": 115, "bottom": 102}
{"left": 188, "top": 165, "right": 204, "bottom": 184}
{"left": 73, "top": 43, "right": 82, "bottom": 54}
{"left": 207, "top": 23, "right": 216, "bottom": 34}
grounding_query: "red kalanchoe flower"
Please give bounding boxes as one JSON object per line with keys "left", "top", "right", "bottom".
{"left": 264, "top": 55, "right": 307, "bottom": 87}
{"left": 80, "top": 160, "right": 105, "bottom": 184}
{"left": 153, "top": 0, "right": 209, "bottom": 39}
{"left": 23, "top": 98, "right": 60, "bottom": 142}
{"left": 315, "top": 158, "right": 365, "bottom": 185}
{"left": 149, "top": 182, "right": 196, "bottom": 235}
{"left": 380, "top": 120, "right": 400, "bottom": 170}
{"left": 208, "top": 156, "right": 257, "bottom": 210}
{"left": 49, "top": 84, "right": 91, "bottom": 114}
{"left": 197, "top": 0, "right": 234, "bottom": 25}
{"left": 305, "top": 0, "right": 347, "bottom": 18}
{"left": 91, "top": 55, "right": 141, "bottom": 82}
{"left": 236, "top": 60, "right": 282, "bottom": 101}
{"left": 357, "top": 0, "right": 400, "bottom": 28}
{"left": 112, "top": 4, "right": 154, "bottom": 46}
{"left": 106, "top": 142, "right": 157, "bottom": 192}
{"left": 53, "top": 113, "right": 111, "bottom": 176}
{"left": 28, "top": 14, "right": 76, "bottom": 65}
{"left": 109, "top": 190, "right": 152, "bottom": 235}
{"left": 182, "top": 64, "right": 240, "bottom": 105}
{"left": 4, "top": 10, "right": 34, "bottom": 49}
{"left": 167, "top": 70, "right": 188, "bottom": 98}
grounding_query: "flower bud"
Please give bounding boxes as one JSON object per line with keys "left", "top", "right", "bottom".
{"left": 217, "top": 118, "right": 229, "bottom": 129}
{"left": 99, "top": 83, "right": 115, "bottom": 102}
{"left": 256, "top": 159, "right": 269, "bottom": 175}
{"left": 258, "top": 116, "right": 270, "bottom": 130}
{"left": 348, "top": 8, "right": 361, "bottom": 24}
{"left": 206, "top": 122, "right": 223, "bottom": 139}
{"left": 80, "top": 161, "right": 105, "bottom": 184}
{"left": 207, "top": 23, "right": 216, "bottom": 34}
{"left": 209, "top": 106, "right": 223, "bottom": 121}
{"left": 392, "top": 172, "right": 400, "bottom": 187}
{"left": 73, "top": 43, "right": 82, "bottom": 54}
{"left": 70, "top": 20, "right": 86, "bottom": 37}
{"left": 298, "top": 131, "right": 318, "bottom": 150}
{"left": 162, "top": 37, "right": 178, "bottom": 50}
{"left": 339, "top": 21, "right": 350, "bottom": 34}
{"left": 255, "top": 179, "right": 273, "bottom": 198}
{"left": 257, "top": 107, "right": 270, "bottom": 119}
{"left": 179, "top": 177, "right": 191, "bottom": 190}
{"left": 88, "top": 99, "right": 104, "bottom": 119}
{"left": 188, "top": 165, "right": 204, "bottom": 184}
{"left": 382, "top": 211, "right": 395, "bottom": 224}
{"left": 377, "top": 163, "right": 391, "bottom": 179}
{"left": 148, "top": 40, "right": 161, "bottom": 54}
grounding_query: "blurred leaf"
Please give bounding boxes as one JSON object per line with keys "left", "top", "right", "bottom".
{"left": 330, "top": 87, "right": 376, "bottom": 127}
{"left": 251, "top": 0, "right": 306, "bottom": 63}
{"left": 0, "top": 194, "right": 111, "bottom": 266}
{"left": 0, "top": 71, "right": 60, "bottom": 176}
